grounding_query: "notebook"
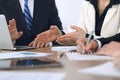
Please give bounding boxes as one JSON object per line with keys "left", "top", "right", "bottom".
{"left": 0, "top": 15, "right": 35, "bottom": 50}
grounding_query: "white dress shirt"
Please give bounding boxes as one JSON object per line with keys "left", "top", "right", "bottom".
{"left": 19, "top": 0, "right": 34, "bottom": 18}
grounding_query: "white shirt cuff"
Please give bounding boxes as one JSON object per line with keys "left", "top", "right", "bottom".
{"left": 49, "top": 42, "right": 53, "bottom": 47}
{"left": 94, "top": 40, "right": 102, "bottom": 50}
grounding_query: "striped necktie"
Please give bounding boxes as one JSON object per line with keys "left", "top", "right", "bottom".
{"left": 24, "top": 0, "right": 32, "bottom": 31}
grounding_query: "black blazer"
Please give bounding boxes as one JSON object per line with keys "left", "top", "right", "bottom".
{"left": 98, "top": 33, "right": 120, "bottom": 46}
{"left": 0, "top": 0, "right": 64, "bottom": 45}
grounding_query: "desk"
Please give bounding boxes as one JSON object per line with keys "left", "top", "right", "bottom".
{"left": 0, "top": 47, "right": 120, "bottom": 80}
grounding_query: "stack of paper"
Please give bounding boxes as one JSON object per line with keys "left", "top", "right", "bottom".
{"left": 51, "top": 46, "right": 77, "bottom": 52}
{"left": 0, "top": 51, "right": 52, "bottom": 60}
{"left": 79, "top": 62, "right": 120, "bottom": 77}
{"left": 66, "top": 52, "right": 113, "bottom": 60}
{"left": 0, "top": 71, "right": 66, "bottom": 80}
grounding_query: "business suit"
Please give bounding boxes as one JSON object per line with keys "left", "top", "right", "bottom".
{"left": 78, "top": 0, "right": 120, "bottom": 46}
{"left": 0, "top": 0, "right": 63, "bottom": 45}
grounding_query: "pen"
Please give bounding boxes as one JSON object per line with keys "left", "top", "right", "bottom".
{"left": 82, "top": 30, "right": 94, "bottom": 54}
{"left": 86, "top": 31, "right": 94, "bottom": 45}
{"left": 57, "top": 53, "right": 64, "bottom": 59}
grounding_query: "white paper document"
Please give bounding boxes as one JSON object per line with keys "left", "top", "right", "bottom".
{"left": 0, "top": 51, "right": 52, "bottom": 60}
{"left": 79, "top": 62, "right": 120, "bottom": 77}
{"left": 51, "top": 46, "right": 77, "bottom": 52}
{"left": 0, "top": 71, "right": 66, "bottom": 80}
{"left": 66, "top": 52, "right": 113, "bottom": 60}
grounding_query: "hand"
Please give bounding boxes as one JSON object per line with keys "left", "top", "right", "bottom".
{"left": 76, "top": 38, "right": 98, "bottom": 53}
{"left": 56, "top": 25, "right": 86, "bottom": 45}
{"left": 35, "top": 25, "right": 61, "bottom": 43}
{"left": 28, "top": 40, "right": 51, "bottom": 48}
{"left": 96, "top": 41, "right": 120, "bottom": 56}
{"left": 8, "top": 19, "right": 23, "bottom": 40}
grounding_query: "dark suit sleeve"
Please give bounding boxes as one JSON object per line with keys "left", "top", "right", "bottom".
{"left": 49, "top": 0, "right": 65, "bottom": 46}
{"left": 49, "top": 0, "right": 65, "bottom": 34}
{"left": 98, "top": 33, "right": 120, "bottom": 46}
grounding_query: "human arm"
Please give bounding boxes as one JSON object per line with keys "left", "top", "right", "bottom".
{"left": 28, "top": 0, "right": 64, "bottom": 47}
{"left": 96, "top": 41, "right": 120, "bottom": 56}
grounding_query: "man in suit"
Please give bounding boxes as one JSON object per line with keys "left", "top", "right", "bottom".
{"left": 0, "top": 0, "right": 64, "bottom": 47}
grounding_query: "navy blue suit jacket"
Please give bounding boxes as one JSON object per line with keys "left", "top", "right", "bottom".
{"left": 0, "top": 0, "right": 64, "bottom": 45}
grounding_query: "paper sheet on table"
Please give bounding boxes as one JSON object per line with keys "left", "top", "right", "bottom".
{"left": 0, "top": 71, "right": 66, "bottom": 80}
{"left": 51, "top": 46, "right": 77, "bottom": 52}
{"left": 79, "top": 62, "right": 120, "bottom": 77}
{"left": 0, "top": 51, "right": 52, "bottom": 60}
{"left": 66, "top": 52, "right": 113, "bottom": 60}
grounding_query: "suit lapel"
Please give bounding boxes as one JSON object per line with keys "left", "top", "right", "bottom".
{"left": 32, "top": 0, "right": 43, "bottom": 34}
{"left": 85, "top": 3, "right": 95, "bottom": 33}
{"left": 102, "top": 5, "right": 118, "bottom": 27}
{"left": 8, "top": 0, "right": 31, "bottom": 35}
{"left": 7, "top": 0, "right": 25, "bottom": 22}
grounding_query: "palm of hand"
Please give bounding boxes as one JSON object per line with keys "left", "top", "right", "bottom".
{"left": 36, "top": 26, "right": 61, "bottom": 43}
{"left": 10, "top": 30, "right": 22, "bottom": 40}
{"left": 8, "top": 19, "right": 23, "bottom": 40}
{"left": 56, "top": 29, "right": 86, "bottom": 45}
{"left": 47, "top": 27, "right": 61, "bottom": 41}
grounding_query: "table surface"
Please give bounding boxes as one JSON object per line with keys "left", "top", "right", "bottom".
{"left": 0, "top": 47, "right": 120, "bottom": 80}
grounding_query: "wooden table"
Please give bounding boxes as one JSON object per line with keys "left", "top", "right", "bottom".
{"left": 0, "top": 47, "right": 120, "bottom": 80}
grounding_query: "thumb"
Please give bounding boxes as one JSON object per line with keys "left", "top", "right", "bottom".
{"left": 17, "top": 31, "right": 23, "bottom": 38}
{"left": 85, "top": 40, "right": 98, "bottom": 52}
{"left": 50, "top": 25, "right": 58, "bottom": 30}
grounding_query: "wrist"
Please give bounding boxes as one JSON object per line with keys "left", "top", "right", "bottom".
{"left": 94, "top": 39, "right": 102, "bottom": 50}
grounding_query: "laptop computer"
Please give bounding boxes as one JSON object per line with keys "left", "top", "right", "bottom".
{"left": 0, "top": 15, "right": 35, "bottom": 50}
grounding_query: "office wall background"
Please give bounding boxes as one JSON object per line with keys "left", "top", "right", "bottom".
{"left": 55, "top": 0, "right": 83, "bottom": 33}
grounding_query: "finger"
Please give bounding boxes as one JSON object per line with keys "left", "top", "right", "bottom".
{"left": 77, "top": 45, "right": 83, "bottom": 53}
{"left": 8, "top": 20, "right": 12, "bottom": 29}
{"left": 28, "top": 41, "right": 34, "bottom": 47}
{"left": 56, "top": 37, "right": 64, "bottom": 43}
{"left": 18, "top": 31, "right": 23, "bottom": 38}
{"left": 70, "top": 25, "right": 81, "bottom": 31}
{"left": 8, "top": 19, "right": 17, "bottom": 32}
{"left": 32, "top": 41, "right": 38, "bottom": 48}
{"left": 11, "top": 19, "right": 16, "bottom": 28}
{"left": 45, "top": 43, "right": 50, "bottom": 47}
{"left": 85, "top": 40, "right": 97, "bottom": 52}
{"left": 56, "top": 36, "right": 64, "bottom": 41}
{"left": 56, "top": 39, "right": 66, "bottom": 45}
{"left": 56, "top": 38, "right": 65, "bottom": 45}
{"left": 8, "top": 25, "right": 13, "bottom": 33}
{"left": 40, "top": 43, "right": 46, "bottom": 48}
{"left": 60, "top": 38, "right": 75, "bottom": 45}
{"left": 36, "top": 32, "right": 47, "bottom": 38}
{"left": 50, "top": 25, "right": 58, "bottom": 30}
{"left": 76, "top": 38, "right": 86, "bottom": 53}
{"left": 9, "top": 19, "right": 16, "bottom": 29}
{"left": 57, "top": 35, "right": 71, "bottom": 42}
{"left": 76, "top": 38, "right": 86, "bottom": 46}
{"left": 85, "top": 42, "right": 94, "bottom": 52}
{"left": 36, "top": 42, "right": 41, "bottom": 48}
{"left": 36, "top": 39, "right": 47, "bottom": 44}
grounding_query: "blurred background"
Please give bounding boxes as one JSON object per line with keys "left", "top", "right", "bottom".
{"left": 55, "top": 0, "right": 83, "bottom": 33}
